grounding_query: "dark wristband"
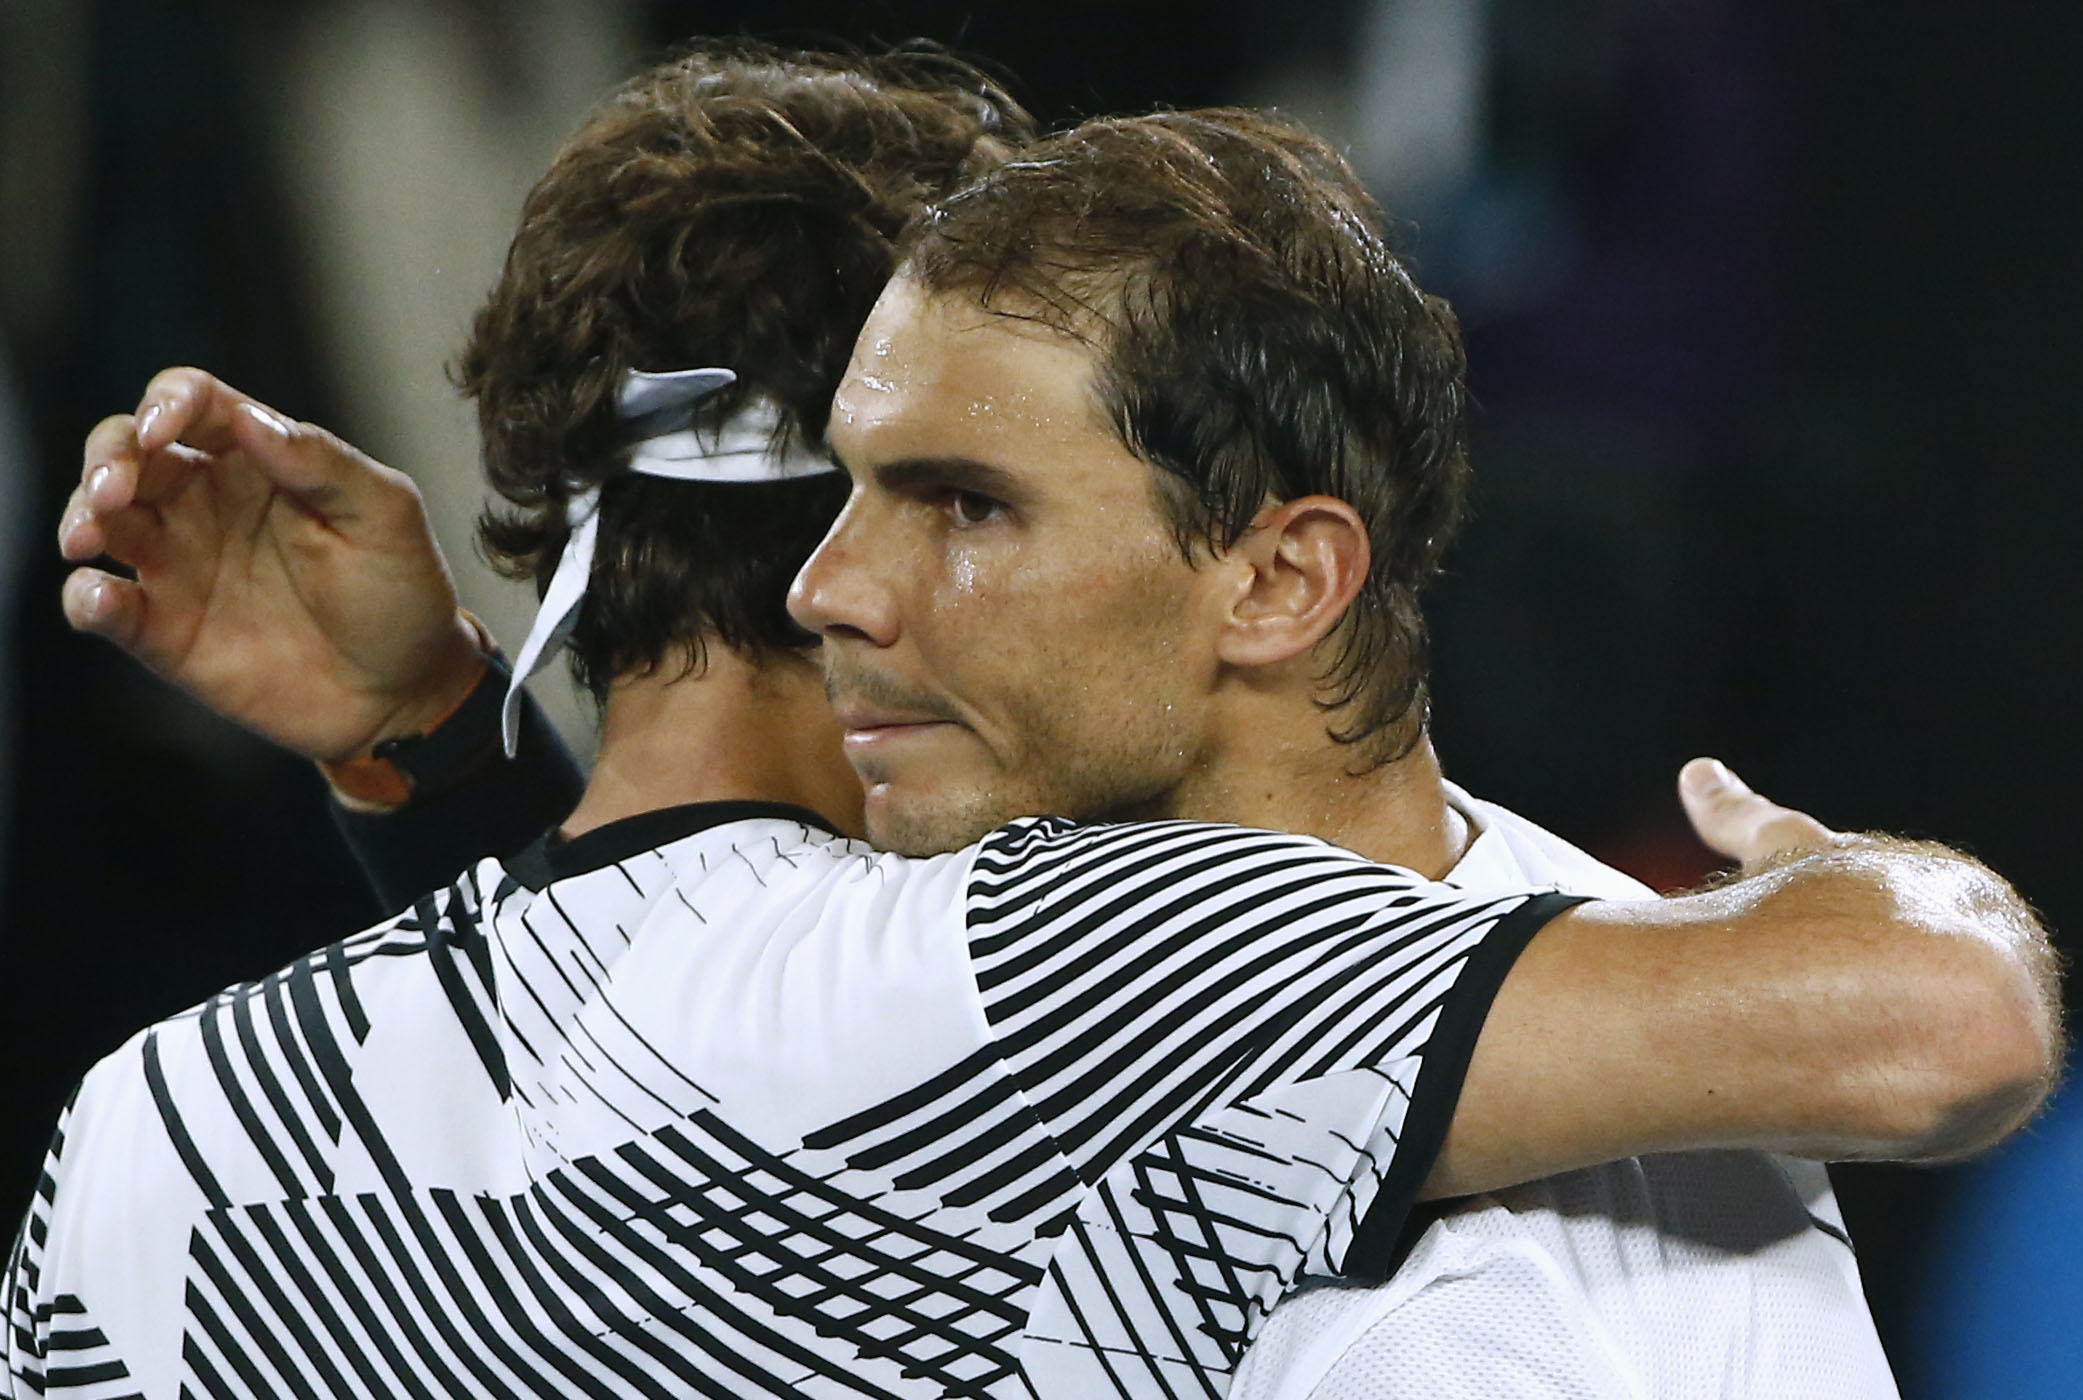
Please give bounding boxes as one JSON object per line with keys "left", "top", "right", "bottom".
{"left": 329, "top": 661, "right": 588, "bottom": 912}
{"left": 353, "top": 652, "right": 510, "bottom": 804}
{"left": 317, "top": 610, "right": 503, "bottom": 808}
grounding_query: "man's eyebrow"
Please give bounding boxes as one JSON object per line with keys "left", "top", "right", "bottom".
{"left": 871, "top": 457, "right": 1029, "bottom": 503}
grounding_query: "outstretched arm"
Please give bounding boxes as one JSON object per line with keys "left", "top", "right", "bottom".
{"left": 59, "top": 368, "right": 585, "bottom": 897}
{"left": 1425, "top": 759, "right": 2062, "bottom": 1198}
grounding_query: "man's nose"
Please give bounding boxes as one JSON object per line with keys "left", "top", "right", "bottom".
{"left": 788, "top": 497, "right": 901, "bottom": 647}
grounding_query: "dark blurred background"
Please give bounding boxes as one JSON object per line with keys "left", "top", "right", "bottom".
{"left": 2, "top": 2, "right": 2077, "bottom": 1394}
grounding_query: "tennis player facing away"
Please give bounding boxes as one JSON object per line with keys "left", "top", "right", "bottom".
{"left": 39, "top": 65, "right": 2059, "bottom": 1400}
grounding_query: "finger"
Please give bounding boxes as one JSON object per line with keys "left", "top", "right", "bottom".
{"left": 81, "top": 414, "right": 144, "bottom": 513}
{"left": 126, "top": 441, "right": 212, "bottom": 510}
{"left": 60, "top": 567, "right": 147, "bottom": 652}
{"left": 82, "top": 416, "right": 210, "bottom": 520}
{"left": 137, "top": 367, "right": 402, "bottom": 519}
{"left": 58, "top": 484, "right": 107, "bottom": 560}
{"left": 60, "top": 489, "right": 169, "bottom": 574}
{"left": 90, "top": 505, "right": 171, "bottom": 575}
{"left": 135, "top": 367, "right": 256, "bottom": 456}
{"left": 222, "top": 404, "right": 403, "bottom": 514}
{"left": 1679, "top": 757, "right": 1838, "bottom": 866}
{"left": 136, "top": 368, "right": 323, "bottom": 487}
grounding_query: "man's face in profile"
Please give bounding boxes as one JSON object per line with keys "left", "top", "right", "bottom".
{"left": 790, "top": 279, "right": 1229, "bottom": 856}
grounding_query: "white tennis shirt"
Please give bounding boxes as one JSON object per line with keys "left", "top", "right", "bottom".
{"left": 1231, "top": 787, "right": 1899, "bottom": 1399}
{"left": 5, "top": 804, "right": 1574, "bottom": 1399}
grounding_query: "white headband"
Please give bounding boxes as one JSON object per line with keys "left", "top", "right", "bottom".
{"left": 500, "top": 366, "right": 841, "bottom": 756}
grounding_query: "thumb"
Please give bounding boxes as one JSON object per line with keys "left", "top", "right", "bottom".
{"left": 1679, "top": 757, "right": 1839, "bottom": 868}
{"left": 131, "top": 367, "right": 407, "bottom": 526}
{"left": 224, "top": 402, "right": 413, "bottom": 526}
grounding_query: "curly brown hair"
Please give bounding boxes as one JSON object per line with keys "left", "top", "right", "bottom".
{"left": 457, "top": 40, "right": 1031, "bottom": 700}
{"left": 902, "top": 108, "right": 1470, "bottom": 766}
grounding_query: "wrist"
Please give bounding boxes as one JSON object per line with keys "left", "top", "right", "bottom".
{"left": 380, "top": 610, "right": 498, "bottom": 744}
{"left": 320, "top": 610, "right": 498, "bottom": 810}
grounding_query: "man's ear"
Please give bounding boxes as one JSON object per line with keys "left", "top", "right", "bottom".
{"left": 1212, "top": 496, "right": 1370, "bottom": 668}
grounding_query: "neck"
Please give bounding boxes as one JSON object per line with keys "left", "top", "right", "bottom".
{"left": 1167, "top": 702, "right": 1468, "bottom": 878}
{"left": 560, "top": 645, "right": 864, "bottom": 840}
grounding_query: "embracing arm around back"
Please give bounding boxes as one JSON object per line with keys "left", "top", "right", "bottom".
{"left": 1426, "top": 761, "right": 2063, "bottom": 1199}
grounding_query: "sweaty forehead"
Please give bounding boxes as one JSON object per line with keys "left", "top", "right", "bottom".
{"left": 829, "top": 279, "right": 1115, "bottom": 468}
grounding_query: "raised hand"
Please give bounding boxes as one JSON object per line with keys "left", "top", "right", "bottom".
{"left": 1677, "top": 757, "right": 1840, "bottom": 869}
{"left": 58, "top": 367, "right": 488, "bottom": 761}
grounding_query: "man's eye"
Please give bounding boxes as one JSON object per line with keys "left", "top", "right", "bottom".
{"left": 949, "top": 491, "right": 1004, "bottom": 527}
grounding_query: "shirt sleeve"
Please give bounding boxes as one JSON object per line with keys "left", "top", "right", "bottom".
{"left": 2, "top": 1101, "right": 64, "bottom": 1398}
{"left": 967, "top": 817, "right": 1585, "bottom": 1397}
{"left": 330, "top": 665, "right": 587, "bottom": 913}
{"left": 2, "top": 1089, "right": 149, "bottom": 1399}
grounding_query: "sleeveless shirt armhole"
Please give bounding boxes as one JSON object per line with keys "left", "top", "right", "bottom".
{"left": 1342, "top": 889, "right": 1592, "bottom": 1282}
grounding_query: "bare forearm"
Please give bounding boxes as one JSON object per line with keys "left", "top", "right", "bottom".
{"left": 1425, "top": 835, "right": 2062, "bottom": 1199}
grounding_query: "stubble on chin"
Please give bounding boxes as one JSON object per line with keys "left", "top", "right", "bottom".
{"left": 865, "top": 790, "right": 1015, "bottom": 858}
{"left": 864, "top": 744, "right": 1184, "bottom": 857}
{"left": 847, "top": 667, "right": 1196, "bottom": 855}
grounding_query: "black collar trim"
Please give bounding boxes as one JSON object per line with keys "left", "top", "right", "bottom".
{"left": 506, "top": 801, "right": 843, "bottom": 891}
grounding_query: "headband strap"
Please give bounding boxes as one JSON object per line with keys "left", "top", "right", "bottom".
{"left": 499, "top": 367, "right": 841, "bottom": 756}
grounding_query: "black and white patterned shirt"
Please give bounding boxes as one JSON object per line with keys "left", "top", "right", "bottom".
{"left": 4, "top": 802, "right": 1575, "bottom": 1399}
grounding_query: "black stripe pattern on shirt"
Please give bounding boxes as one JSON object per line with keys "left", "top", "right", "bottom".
{"left": 174, "top": 1110, "right": 1048, "bottom": 1400}
{"left": 966, "top": 818, "right": 1554, "bottom": 1394}
{"left": 6, "top": 814, "right": 1565, "bottom": 1400}
{"left": 5, "top": 1097, "right": 145, "bottom": 1399}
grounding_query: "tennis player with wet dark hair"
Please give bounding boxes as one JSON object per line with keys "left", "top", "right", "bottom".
{"left": 798, "top": 105, "right": 2044, "bottom": 1396}
{"left": 31, "top": 56, "right": 2057, "bottom": 1400}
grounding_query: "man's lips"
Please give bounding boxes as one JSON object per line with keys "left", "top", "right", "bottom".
{"left": 830, "top": 703, "right": 960, "bottom": 748}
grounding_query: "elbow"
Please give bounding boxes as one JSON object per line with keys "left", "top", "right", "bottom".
{"left": 1817, "top": 843, "right": 2067, "bottom": 1163}
{"left": 1867, "top": 933, "right": 2064, "bottom": 1163}
{"left": 1905, "top": 980, "right": 2061, "bottom": 1162}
